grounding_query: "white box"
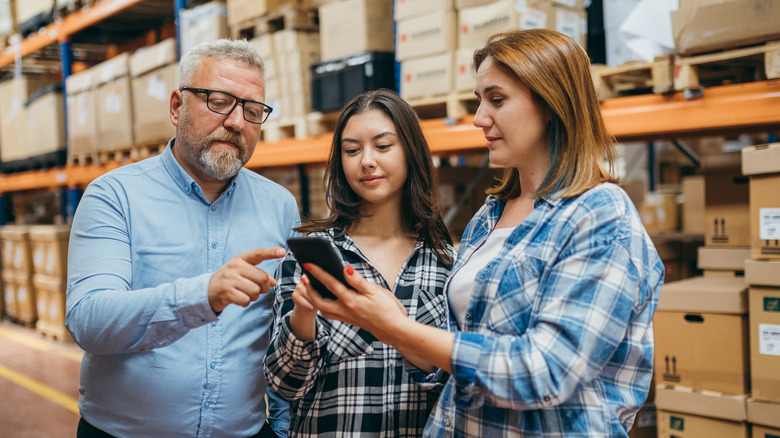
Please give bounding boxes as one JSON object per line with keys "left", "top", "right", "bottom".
{"left": 395, "top": 10, "right": 457, "bottom": 61}
{"left": 400, "top": 52, "right": 453, "bottom": 99}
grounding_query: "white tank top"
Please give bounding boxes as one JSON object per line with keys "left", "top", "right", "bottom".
{"left": 448, "top": 226, "right": 514, "bottom": 327}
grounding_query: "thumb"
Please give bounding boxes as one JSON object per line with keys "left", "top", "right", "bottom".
{"left": 240, "top": 247, "right": 286, "bottom": 266}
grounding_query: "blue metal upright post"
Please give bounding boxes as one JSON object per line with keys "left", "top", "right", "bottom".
{"left": 175, "top": 0, "right": 186, "bottom": 59}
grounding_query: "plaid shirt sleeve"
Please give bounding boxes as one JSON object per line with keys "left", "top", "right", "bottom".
{"left": 263, "top": 252, "right": 331, "bottom": 401}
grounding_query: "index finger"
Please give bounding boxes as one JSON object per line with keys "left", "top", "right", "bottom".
{"left": 239, "top": 247, "right": 287, "bottom": 266}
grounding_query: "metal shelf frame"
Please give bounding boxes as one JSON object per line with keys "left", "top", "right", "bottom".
{"left": 2, "top": 79, "right": 780, "bottom": 194}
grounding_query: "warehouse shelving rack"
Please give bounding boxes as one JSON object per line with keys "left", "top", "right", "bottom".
{"left": 1, "top": 0, "right": 779, "bottom": 220}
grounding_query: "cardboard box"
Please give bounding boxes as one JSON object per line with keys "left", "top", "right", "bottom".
{"left": 272, "top": 29, "right": 320, "bottom": 56}
{"left": 2, "top": 270, "right": 36, "bottom": 324}
{"left": 628, "top": 402, "right": 657, "bottom": 438}
{"left": 455, "top": 0, "right": 493, "bottom": 8}
{"left": 28, "top": 225, "right": 70, "bottom": 281}
{"left": 395, "top": 10, "right": 457, "bottom": 61}
{"left": 656, "top": 386, "right": 747, "bottom": 422}
{"left": 400, "top": 52, "right": 453, "bottom": 99}
{"left": 65, "top": 69, "right": 99, "bottom": 158}
{"left": 318, "top": 0, "right": 394, "bottom": 62}
{"left": 129, "top": 38, "right": 178, "bottom": 78}
{"left": 657, "top": 409, "right": 747, "bottom": 438}
{"left": 0, "top": 77, "right": 52, "bottom": 162}
{"left": 179, "top": 1, "right": 229, "bottom": 57}
{"left": 749, "top": 286, "right": 780, "bottom": 403}
{"left": 454, "top": 48, "right": 476, "bottom": 92}
{"left": 131, "top": 63, "right": 178, "bottom": 145}
{"left": 96, "top": 53, "right": 134, "bottom": 151}
{"left": 0, "top": 0, "right": 15, "bottom": 36}
{"left": 2, "top": 271, "right": 18, "bottom": 319}
{"left": 745, "top": 259, "right": 780, "bottom": 287}
{"left": 654, "top": 311, "right": 749, "bottom": 394}
{"left": 26, "top": 89, "right": 66, "bottom": 157}
{"left": 457, "top": 0, "right": 553, "bottom": 51}
{"left": 550, "top": 3, "right": 586, "bottom": 47}
{"left": 682, "top": 175, "right": 705, "bottom": 234}
{"left": 747, "top": 398, "right": 780, "bottom": 429}
{"left": 703, "top": 158, "right": 750, "bottom": 247}
{"left": 753, "top": 424, "right": 780, "bottom": 438}
{"left": 33, "top": 274, "right": 66, "bottom": 330}
{"left": 658, "top": 276, "right": 747, "bottom": 314}
{"left": 697, "top": 247, "right": 750, "bottom": 272}
{"left": 394, "top": 0, "right": 454, "bottom": 20}
{"left": 227, "top": 0, "right": 310, "bottom": 26}
{"left": 14, "top": 0, "right": 51, "bottom": 25}
{"left": 741, "top": 143, "right": 780, "bottom": 259}
{"left": 671, "top": 0, "right": 780, "bottom": 55}
{"left": 0, "top": 225, "right": 32, "bottom": 274}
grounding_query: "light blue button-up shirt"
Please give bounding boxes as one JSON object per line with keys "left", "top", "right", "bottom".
{"left": 66, "top": 140, "right": 300, "bottom": 437}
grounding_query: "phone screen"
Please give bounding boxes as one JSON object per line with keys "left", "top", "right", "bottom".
{"left": 286, "top": 236, "right": 348, "bottom": 300}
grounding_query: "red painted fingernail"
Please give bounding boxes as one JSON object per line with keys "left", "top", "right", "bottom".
{"left": 345, "top": 265, "right": 355, "bottom": 275}
{"left": 301, "top": 276, "right": 309, "bottom": 285}
{"left": 303, "top": 263, "right": 313, "bottom": 271}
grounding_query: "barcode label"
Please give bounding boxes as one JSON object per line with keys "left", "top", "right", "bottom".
{"left": 760, "top": 208, "right": 780, "bottom": 240}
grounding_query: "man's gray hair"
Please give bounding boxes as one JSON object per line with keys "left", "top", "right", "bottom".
{"left": 178, "top": 39, "right": 265, "bottom": 87}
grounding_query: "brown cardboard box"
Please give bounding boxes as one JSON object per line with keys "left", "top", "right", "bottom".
{"left": 741, "top": 143, "right": 780, "bottom": 259}
{"left": 395, "top": 10, "right": 457, "bottom": 61}
{"left": 753, "top": 424, "right": 780, "bottom": 438}
{"left": 96, "top": 53, "right": 134, "bottom": 152}
{"left": 227, "top": 0, "right": 310, "bottom": 26}
{"left": 749, "top": 286, "right": 780, "bottom": 403}
{"left": 2, "top": 270, "right": 36, "bottom": 324}
{"left": 638, "top": 192, "right": 679, "bottom": 233}
{"left": 627, "top": 402, "right": 656, "bottom": 438}
{"left": 0, "top": 225, "right": 33, "bottom": 274}
{"left": 550, "top": 3, "right": 587, "bottom": 48}
{"left": 2, "top": 271, "right": 18, "bottom": 319}
{"left": 318, "top": 0, "right": 394, "bottom": 62}
{"left": 697, "top": 247, "right": 750, "bottom": 272}
{"left": 655, "top": 276, "right": 749, "bottom": 394}
{"left": 14, "top": 0, "right": 51, "bottom": 24}
{"left": 682, "top": 175, "right": 705, "bottom": 234}
{"left": 671, "top": 0, "right": 780, "bottom": 55}
{"left": 33, "top": 274, "right": 66, "bottom": 331}
{"left": 455, "top": 0, "right": 495, "bottom": 9}
{"left": 453, "top": 48, "right": 476, "bottom": 92}
{"left": 129, "top": 38, "right": 177, "bottom": 78}
{"left": 65, "top": 69, "right": 99, "bottom": 158}
{"left": 747, "top": 398, "right": 780, "bottom": 429}
{"left": 394, "top": 0, "right": 454, "bottom": 20}
{"left": 26, "top": 89, "right": 66, "bottom": 157}
{"left": 656, "top": 385, "right": 747, "bottom": 421}
{"left": 131, "top": 63, "right": 178, "bottom": 145}
{"left": 400, "top": 52, "right": 453, "bottom": 99}
{"left": 28, "top": 225, "right": 69, "bottom": 281}
{"left": 657, "top": 410, "right": 748, "bottom": 438}
{"left": 179, "top": 1, "right": 229, "bottom": 56}
{"left": 745, "top": 259, "right": 780, "bottom": 286}
{"left": 457, "top": 0, "right": 553, "bottom": 51}
{"left": 0, "top": 77, "right": 52, "bottom": 162}
{"left": 704, "top": 172, "right": 750, "bottom": 248}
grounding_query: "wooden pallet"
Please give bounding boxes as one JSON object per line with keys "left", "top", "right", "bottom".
{"left": 262, "top": 111, "right": 338, "bottom": 142}
{"left": 230, "top": 5, "right": 318, "bottom": 40}
{"left": 36, "top": 321, "right": 75, "bottom": 343}
{"left": 592, "top": 55, "right": 675, "bottom": 101}
{"left": 674, "top": 41, "right": 780, "bottom": 91}
{"left": 406, "top": 91, "right": 479, "bottom": 120}
{"left": 67, "top": 150, "right": 99, "bottom": 167}
{"left": 97, "top": 141, "right": 166, "bottom": 164}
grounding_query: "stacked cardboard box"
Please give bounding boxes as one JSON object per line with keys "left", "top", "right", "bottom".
{"left": 310, "top": 0, "right": 395, "bottom": 112}
{"left": 0, "top": 225, "right": 36, "bottom": 325}
{"left": 741, "top": 143, "right": 780, "bottom": 437}
{"left": 179, "top": 1, "right": 229, "bottom": 57}
{"left": 0, "top": 76, "right": 58, "bottom": 167}
{"left": 65, "top": 68, "right": 99, "bottom": 162}
{"left": 28, "top": 225, "right": 70, "bottom": 341}
{"left": 129, "top": 38, "right": 178, "bottom": 146}
{"left": 96, "top": 53, "right": 135, "bottom": 153}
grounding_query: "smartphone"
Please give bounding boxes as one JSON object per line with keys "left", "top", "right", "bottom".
{"left": 286, "top": 236, "right": 348, "bottom": 300}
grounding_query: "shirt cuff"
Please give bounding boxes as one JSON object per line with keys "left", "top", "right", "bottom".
{"left": 172, "top": 273, "right": 219, "bottom": 327}
{"left": 280, "top": 313, "right": 328, "bottom": 362}
{"left": 451, "top": 331, "right": 488, "bottom": 407}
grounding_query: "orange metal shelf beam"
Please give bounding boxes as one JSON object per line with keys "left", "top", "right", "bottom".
{"left": 2, "top": 80, "right": 779, "bottom": 193}
{"left": 0, "top": 0, "right": 145, "bottom": 68}
{"left": 602, "top": 79, "right": 780, "bottom": 140}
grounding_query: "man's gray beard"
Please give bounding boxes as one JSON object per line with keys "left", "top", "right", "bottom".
{"left": 199, "top": 146, "right": 245, "bottom": 180}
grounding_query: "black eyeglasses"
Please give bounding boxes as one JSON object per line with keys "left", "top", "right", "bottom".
{"left": 180, "top": 87, "right": 273, "bottom": 124}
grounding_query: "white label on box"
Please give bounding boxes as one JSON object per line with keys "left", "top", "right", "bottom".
{"left": 38, "top": 299, "right": 47, "bottom": 315}
{"left": 5, "top": 290, "right": 13, "bottom": 303}
{"left": 50, "top": 301, "right": 59, "bottom": 318}
{"left": 759, "top": 323, "right": 780, "bottom": 356}
{"left": 520, "top": 8, "right": 547, "bottom": 29}
{"left": 759, "top": 208, "right": 780, "bottom": 240}
{"left": 556, "top": 10, "right": 581, "bottom": 42}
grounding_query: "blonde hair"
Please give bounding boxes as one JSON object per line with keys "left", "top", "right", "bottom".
{"left": 474, "top": 29, "right": 616, "bottom": 200}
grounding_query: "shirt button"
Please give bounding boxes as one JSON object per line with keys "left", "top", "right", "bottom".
{"left": 366, "top": 347, "right": 374, "bottom": 354}
{"left": 211, "top": 242, "right": 217, "bottom": 249}
{"left": 210, "top": 362, "right": 216, "bottom": 369}
{"left": 211, "top": 322, "right": 217, "bottom": 327}
{"left": 183, "top": 185, "right": 189, "bottom": 192}
{"left": 543, "top": 395, "right": 551, "bottom": 403}
{"left": 465, "top": 313, "right": 472, "bottom": 321}
{"left": 211, "top": 205, "right": 216, "bottom": 211}
{"left": 204, "top": 401, "right": 210, "bottom": 408}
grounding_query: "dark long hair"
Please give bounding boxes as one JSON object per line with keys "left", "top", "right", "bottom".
{"left": 297, "top": 89, "right": 453, "bottom": 263}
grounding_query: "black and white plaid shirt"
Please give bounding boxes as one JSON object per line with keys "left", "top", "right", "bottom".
{"left": 264, "top": 228, "right": 454, "bottom": 437}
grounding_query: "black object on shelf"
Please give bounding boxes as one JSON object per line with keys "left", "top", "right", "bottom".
{"left": 311, "top": 51, "right": 396, "bottom": 113}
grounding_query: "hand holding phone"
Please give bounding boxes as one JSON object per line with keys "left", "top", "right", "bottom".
{"left": 286, "top": 236, "right": 348, "bottom": 300}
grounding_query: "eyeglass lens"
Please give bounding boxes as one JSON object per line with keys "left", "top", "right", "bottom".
{"left": 206, "top": 91, "right": 271, "bottom": 124}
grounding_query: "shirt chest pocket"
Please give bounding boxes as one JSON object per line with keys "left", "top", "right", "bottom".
{"left": 486, "top": 253, "right": 545, "bottom": 335}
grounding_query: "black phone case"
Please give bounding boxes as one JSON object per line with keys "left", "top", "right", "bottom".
{"left": 286, "top": 236, "right": 348, "bottom": 300}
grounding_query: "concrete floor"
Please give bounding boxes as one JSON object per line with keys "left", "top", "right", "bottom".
{"left": 0, "top": 319, "right": 81, "bottom": 437}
